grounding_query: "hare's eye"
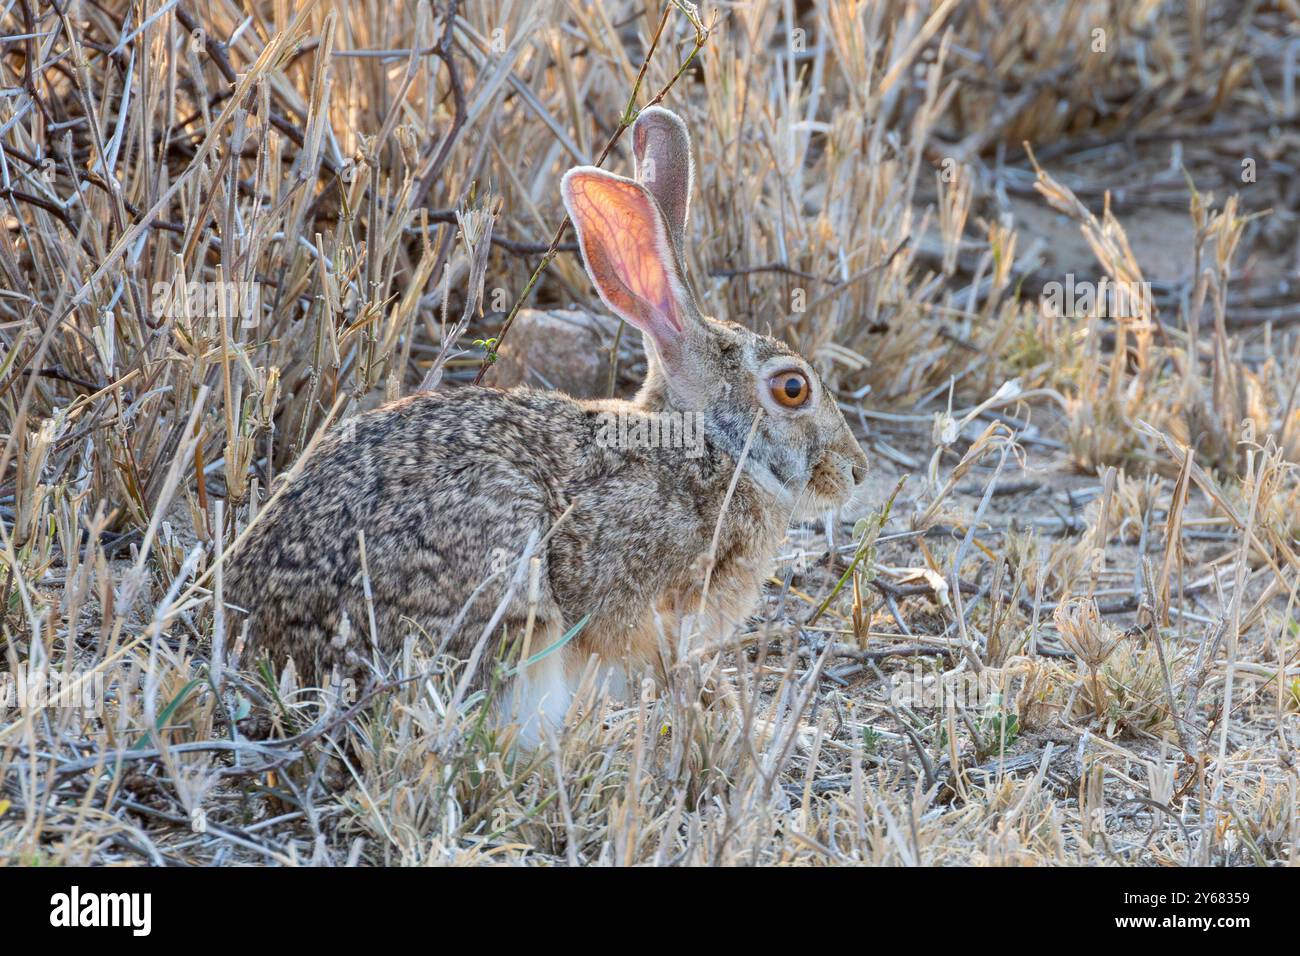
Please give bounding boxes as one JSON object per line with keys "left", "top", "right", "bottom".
{"left": 769, "top": 370, "right": 811, "bottom": 408}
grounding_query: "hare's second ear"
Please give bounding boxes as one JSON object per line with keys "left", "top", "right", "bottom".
{"left": 632, "top": 106, "right": 692, "bottom": 255}
{"left": 561, "top": 167, "right": 697, "bottom": 364}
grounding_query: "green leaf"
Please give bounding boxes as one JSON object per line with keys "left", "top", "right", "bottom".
{"left": 131, "top": 678, "right": 204, "bottom": 751}
{"left": 506, "top": 613, "right": 591, "bottom": 678}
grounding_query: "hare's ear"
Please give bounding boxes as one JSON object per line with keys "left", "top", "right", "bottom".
{"left": 561, "top": 167, "right": 697, "bottom": 365}
{"left": 632, "top": 106, "right": 693, "bottom": 255}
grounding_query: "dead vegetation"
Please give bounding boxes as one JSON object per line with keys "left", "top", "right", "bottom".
{"left": 1, "top": 0, "right": 1297, "bottom": 866}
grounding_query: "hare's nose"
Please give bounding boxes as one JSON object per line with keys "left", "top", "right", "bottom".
{"left": 851, "top": 462, "right": 868, "bottom": 485}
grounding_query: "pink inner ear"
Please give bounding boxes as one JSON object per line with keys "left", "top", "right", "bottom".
{"left": 564, "top": 172, "right": 682, "bottom": 341}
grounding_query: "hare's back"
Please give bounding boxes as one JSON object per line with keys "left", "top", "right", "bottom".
{"left": 227, "top": 387, "right": 588, "bottom": 673}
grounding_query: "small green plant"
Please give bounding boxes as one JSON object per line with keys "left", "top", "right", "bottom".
{"left": 807, "top": 475, "right": 906, "bottom": 626}
{"left": 861, "top": 725, "right": 881, "bottom": 755}
{"left": 977, "top": 698, "right": 1021, "bottom": 759}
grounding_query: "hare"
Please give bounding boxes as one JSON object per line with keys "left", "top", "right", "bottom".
{"left": 224, "top": 106, "right": 868, "bottom": 744}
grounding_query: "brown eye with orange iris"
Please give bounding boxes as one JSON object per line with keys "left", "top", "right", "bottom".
{"left": 768, "top": 370, "right": 811, "bottom": 408}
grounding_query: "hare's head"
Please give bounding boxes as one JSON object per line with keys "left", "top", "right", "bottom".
{"left": 561, "top": 107, "right": 867, "bottom": 515}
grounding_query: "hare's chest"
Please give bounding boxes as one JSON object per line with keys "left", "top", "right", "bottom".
{"left": 603, "top": 523, "right": 780, "bottom": 659}
{"left": 550, "top": 476, "right": 786, "bottom": 660}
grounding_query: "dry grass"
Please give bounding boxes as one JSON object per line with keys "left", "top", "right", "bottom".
{"left": 1, "top": 0, "right": 1297, "bottom": 866}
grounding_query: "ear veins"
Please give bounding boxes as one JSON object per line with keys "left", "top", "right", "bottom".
{"left": 566, "top": 174, "right": 682, "bottom": 335}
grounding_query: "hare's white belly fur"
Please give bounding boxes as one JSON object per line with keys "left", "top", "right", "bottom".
{"left": 504, "top": 647, "right": 574, "bottom": 748}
